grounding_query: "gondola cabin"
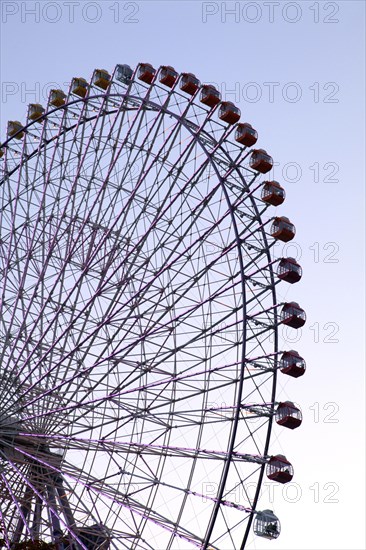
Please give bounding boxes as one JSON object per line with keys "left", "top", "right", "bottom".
{"left": 250, "top": 149, "right": 273, "bottom": 173}
{"left": 137, "top": 63, "right": 156, "bottom": 84}
{"left": 270, "top": 216, "right": 296, "bottom": 242}
{"left": 180, "top": 73, "right": 200, "bottom": 95}
{"left": 93, "top": 69, "right": 111, "bottom": 90}
{"left": 235, "top": 122, "right": 258, "bottom": 147}
{"left": 71, "top": 78, "right": 88, "bottom": 98}
{"left": 115, "top": 64, "right": 133, "bottom": 84}
{"left": 280, "top": 350, "right": 306, "bottom": 378}
{"left": 281, "top": 302, "right": 306, "bottom": 329}
{"left": 7, "top": 121, "right": 24, "bottom": 140}
{"left": 277, "top": 257, "right": 302, "bottom": 283}
{"left": 159, "top": 66, "right": 178, "bottom": 87}
{"left": 200, "top": 85, "right": 221, "bottom": 108}
{"left": 261, "top": 181, "right": 285, "bottom": 206}
{"left": 276, "top": 401, "right": 302, "bottom": 429}
{"left": 49, "top": 89, "right": 66, "bottom": 107}
{"left": 254, "top": 510, "right": 280, "bottom": 540}
{"left": 218, "top": 102, "right": 241, "bottom": 124}
{"left": 266, "top": 455, "right": 294, "bottom": 484}
{"left": 28, "top": 104, "right": 45, "bottom": 122}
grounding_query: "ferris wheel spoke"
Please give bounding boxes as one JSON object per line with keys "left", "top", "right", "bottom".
{"left": 5, "top": 135, "right": 217, "bottom": 402}
{"left": 15, "top": 314, "right": 274, "bottom": 436}
{"left": 12, "top": 209, "right": 240, "bottom": 420}
{"left": 21, "top": 433, "right": 265, "bottom": 467}
{"left": 6, "top": 138, "right": 234, "bottom": 408}
{"left": 17, "top": 360, "right": 246, "bottom": 441}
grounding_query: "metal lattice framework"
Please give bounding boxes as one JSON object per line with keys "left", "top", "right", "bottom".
{"left": 0, "top": 64, "right": 304, "bottom": 549}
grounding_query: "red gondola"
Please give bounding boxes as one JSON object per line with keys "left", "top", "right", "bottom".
{"left": 270, "top": 216, "right": 296, "bottom": 242}
{"left": 159, "top": 66, "right": 178, "bottom": 87}
{"left": 200, "top": 85, "right": 221, "bottom": 108}
{"left": 180, "top": 73, "right": 200, "bottom": 95}
{"left": 281, "top": 302, "right": 306, "bottom": 329}
{"left": 261, "top": 181, "right": 285, "bottom": 206}
{"left": 137, "top": 63, "right": 156, "bottom": 84}
{"left": 280, "top": 350, "right": 306, "bottom": 378}
{"left": 250, "top": 149, "right": 273, "bottom": 173}
{"left": 277, "top": 257, "right": 302, "bottom": 283}
{"left": 275, "top": 401, "right": 302, "bottom": 429}
{"left": 235, "top": 122, "right": 258, "bottom": 147}
{"left": 218, "top": 101, "right": 241, "bottom": 124}
{"left": 266, "top": 455, "right": 294, "bottom": 484}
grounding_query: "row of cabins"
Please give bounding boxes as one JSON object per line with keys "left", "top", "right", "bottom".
{"left": 3, "top": 64, "right": 273, "bottom": 176}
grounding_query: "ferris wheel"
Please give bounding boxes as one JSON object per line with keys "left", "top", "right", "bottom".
{"left": 0, "top": 63, "right": 306, "bottom": 550}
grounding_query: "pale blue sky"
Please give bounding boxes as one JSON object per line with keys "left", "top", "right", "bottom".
{"left": 1, "top": 1, "right": 365, "bottom": 548}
